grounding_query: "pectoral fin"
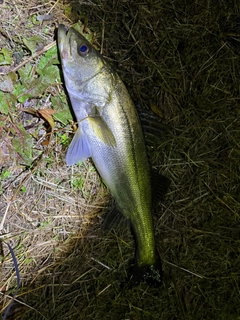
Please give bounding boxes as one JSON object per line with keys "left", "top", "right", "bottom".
{"left": 66, "top": 127, "right": 92, "bottom": 166}
{"left": 88, "top": 116, "right": 116, "bottom": 147}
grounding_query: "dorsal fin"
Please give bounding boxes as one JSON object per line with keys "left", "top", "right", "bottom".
{"left": 151, "top": 170, "right": 171, "bottom": 207}
{"left": 137, "top": 107, "right": 170, "bottom": 147}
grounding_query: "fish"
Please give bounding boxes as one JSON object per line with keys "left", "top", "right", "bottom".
{"left": 57, "top": 24, "right": 166, "bottom": 286}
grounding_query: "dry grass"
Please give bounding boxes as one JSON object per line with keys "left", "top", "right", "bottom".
{"left": 0, "top": 0, "right": 240, "bottom": 319}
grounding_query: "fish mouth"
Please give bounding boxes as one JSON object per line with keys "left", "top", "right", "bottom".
{"left": 58, "top": 24, "right": 72, "bottom": 60}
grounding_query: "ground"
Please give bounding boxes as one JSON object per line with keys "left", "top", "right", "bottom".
{"left": 0, "top": 0, "right": 240, "bottom": 319}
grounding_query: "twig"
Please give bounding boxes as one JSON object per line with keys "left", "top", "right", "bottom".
{"left": 163, "top": 260, "right": 205, "bottom": 279}
{"left": 10, "top": 41, "right": 56, "bottom": 73}
{"left": 0, "top": 199, "right": 11, "bottom": 232}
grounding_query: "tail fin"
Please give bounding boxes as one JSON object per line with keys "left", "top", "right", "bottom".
{"left": 128, "top": 255, "right": 163, "bottom": 288}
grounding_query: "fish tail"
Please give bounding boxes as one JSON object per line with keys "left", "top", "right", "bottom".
{"left": 129, "top": 253, "right": 163, "bottom": 288}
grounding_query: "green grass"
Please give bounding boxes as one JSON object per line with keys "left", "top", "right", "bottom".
{"left": 0, "top": 0, "right": 240, "bottom": 319}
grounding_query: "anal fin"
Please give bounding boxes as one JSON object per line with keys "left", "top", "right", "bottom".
{"left": 102, "top": 205, "right": 130, "bottom": 232}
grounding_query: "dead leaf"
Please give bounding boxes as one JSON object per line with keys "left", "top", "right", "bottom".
{"left": 37, "top": 108, "right": 56, "bottom": 131}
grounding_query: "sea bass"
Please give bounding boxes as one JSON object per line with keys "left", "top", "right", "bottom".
{"left": 57, "top": 24, "right": 163, "bottom": 286}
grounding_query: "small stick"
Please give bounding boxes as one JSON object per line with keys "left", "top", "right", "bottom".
{"left": 10, "top": 41, "right": 56, "bottom": 73}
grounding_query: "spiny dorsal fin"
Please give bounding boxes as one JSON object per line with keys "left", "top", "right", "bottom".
{"left": 137, "top": 107, "right": 170, "bottom": 148}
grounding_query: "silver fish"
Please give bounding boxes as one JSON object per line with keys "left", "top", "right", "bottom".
{"left": 58, "top": 24, "right": 163, "bottom": 286}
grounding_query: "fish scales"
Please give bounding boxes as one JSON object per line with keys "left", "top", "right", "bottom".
{"left": 57, "top": 24, "right": 162, "bottom": 286}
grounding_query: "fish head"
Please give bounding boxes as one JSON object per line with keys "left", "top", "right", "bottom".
{"left": 58, "top": 24, "right": 106, "bottom": 86}
{"left": 58, "top": 24, "right": 114, "bottom": 108}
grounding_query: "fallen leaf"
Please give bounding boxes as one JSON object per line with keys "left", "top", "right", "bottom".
{"left": 37, "top": 108, "right": 56, "bottom": 131}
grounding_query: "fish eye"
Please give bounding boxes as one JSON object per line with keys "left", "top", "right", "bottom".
{"left": 78, "top": 43, "right": 90, "bottom": 56}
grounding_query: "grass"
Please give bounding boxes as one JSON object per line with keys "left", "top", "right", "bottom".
{"left": 0, "top": 0, "right": 240, "bottom": 319}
